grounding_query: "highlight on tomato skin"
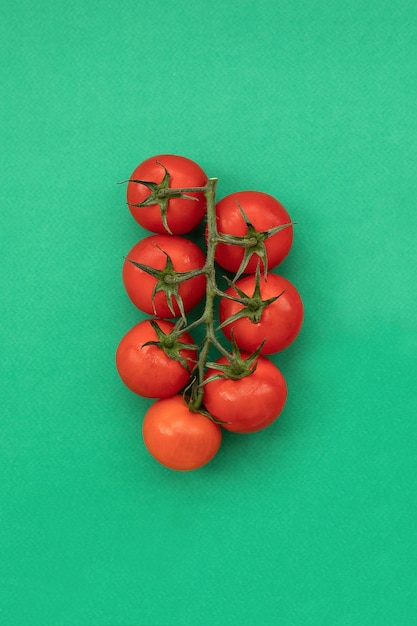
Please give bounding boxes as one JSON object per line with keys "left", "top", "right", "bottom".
{"left": 126, "top": 154, "right": 208, "bottom": 235}
{"left": 203, "top": 355, "right": 288, "bottom": 434}
{"left": 142, "top": 396, "right": 222, "bottom": 471}
{"left": 115, "top": 319, "right": 196, "bottom": 399}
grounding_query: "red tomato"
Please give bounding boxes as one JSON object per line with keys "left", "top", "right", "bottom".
{"left": 203, "top": 355, "right": 287, "bottom": 433}
{"left": 126, "top": 154, "right": 208, "bottom": 234}
{"left": 142, "top": 395, "right": 222, "bottom": 470}
{"left": 214, "top": 191, "right": 293, "bottom": 275}
{"left": 219, "top": 273, "right": 304, "bottom": 354}
{"left": 116, "top": 319, "right": 196, "bottom": 398}
{"left": 122, "top": 234, "right": 206, "bottom": 318}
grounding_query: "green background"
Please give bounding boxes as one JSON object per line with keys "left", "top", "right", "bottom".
{"left": 2, "top": 1, "right": 416, "bottom": 624}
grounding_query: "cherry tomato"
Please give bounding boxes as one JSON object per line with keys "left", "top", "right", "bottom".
{"left": 214, "top": 190, "right": 293, "bottom": 275}
{"left": 122, "top": 234, "right": 206, "bottom": 318}
{"left": 219, "top": 273, "right": 304, "bottom": 354}
{"left": 142, "top": 395, "right": 222, "bottom": 470}
{"left": 116, "top": 319, "right": 196, "bottom": 398}
{"left": 126, "top": 154, "right": 208, "bottom": 234}
{"left": 203, "top": 355, "right": 287, "bottom": 433}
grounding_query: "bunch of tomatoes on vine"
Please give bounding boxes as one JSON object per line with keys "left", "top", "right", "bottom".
{"left": 116, "top": 154, "right": 304, "bottom": 471}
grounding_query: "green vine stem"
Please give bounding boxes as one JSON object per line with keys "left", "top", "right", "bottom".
{"left": 154, "top": 177, "right": 229, "bottom": 411}
{"left": 188, "top": 178, "right": 231, "bottom": 410}
{"left": 157, "top": 177, "right": 266, "bottom": 414}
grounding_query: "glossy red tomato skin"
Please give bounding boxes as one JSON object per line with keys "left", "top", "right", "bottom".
{"left": 214, "top": 190, "right": 293, "bottom": 274}
{"left": 116, "top": 320, "right": 195, "bottom": 398}
{"left": 126, "top": 154, "right": 208, "bottom": 234}
{"left": 122, "top": 235, "right": 206, "bottom": 317}
{"left": 142, "top": 396, "right": 222, "bottom": 471}
{"left": 219, "top": 273, "right": 304, "bottom": 354}
{"left": 203, "top": 355, "right": 287, "bottom": 433}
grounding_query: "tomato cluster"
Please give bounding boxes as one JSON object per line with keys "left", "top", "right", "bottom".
{"left": 116, "top": 154, "right": 303, "bottom": 471}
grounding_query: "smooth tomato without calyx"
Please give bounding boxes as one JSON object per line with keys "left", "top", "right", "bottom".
{"left": 142, "top": 395, "right": 222, "bottom": 471}
{"left": 214, "top": 190, "right": 293, "bottom": 275}
{"left": 126, "top": 154, "right": 208, "bottom": 235}
{"left": 203, "top": 355, "right": 287, "bottom": 433}
{"left": 115, "top": 319, "right": 196, "bottom": 398}
{"left": 122, "top": 234, "right": 206, "bottom": 318}
{"left": 219, "top": 273, "right": 304, "bottom": 354}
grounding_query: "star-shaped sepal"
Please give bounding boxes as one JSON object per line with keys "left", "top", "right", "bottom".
{"left": 142, "top": 319, "right": 199, "bottom": 373}
{"left": 125, "top": 245, "right": 205, "bottom": 322}
{"left": 203, "top": 332, "right": 266, "bottom": 384}
{"left": 218, "top": 261, "right": 286, "bottom": 328}
{"left": 218, "top": 202, "right": 293, "bottom": 281}
{"left": 121, "top": 161, "right": 199, "bottom": 234}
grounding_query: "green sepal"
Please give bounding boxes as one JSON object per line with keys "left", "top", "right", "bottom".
{"left": 204, "top": 332, "right": 266, "bottom": 381}
{"left": 125, "top": 248, "right": 205, "bottom": 323}
{"left": 141, "top": 319, "right": 198, "bottom": 373}
{"left": 151, "top": 256, "right": 187, "bottom": 321}
{"left": 218, "top": 262, "right": 286, "bottom": 328}
{"left": 121, "top": 161, "right": 199, "bottom": 235}
{"left": 217, "top": 201, "right": 294, "bottom": 280}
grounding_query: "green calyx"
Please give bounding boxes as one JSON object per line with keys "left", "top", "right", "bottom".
{"left": 204, "top": 333, "right": 265, "bottom": 383}
{"left": 219, "top": 262, "right": 286, "bottom": 327}
{"left": 123, "top": 161, "right": 199, "bottom": 234}
{"left": 142, "top": 319, "right": 198, "bottom": 372}
{"left": 216, "top": 202, "right": 293, "bottom": 280}
{"left": 125, "top": 245, "right": 205, "bottom": 322}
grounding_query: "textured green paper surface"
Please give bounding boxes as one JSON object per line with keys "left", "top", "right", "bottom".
{"left": 1, "top": 1, "right": 417, "bottom": 624}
